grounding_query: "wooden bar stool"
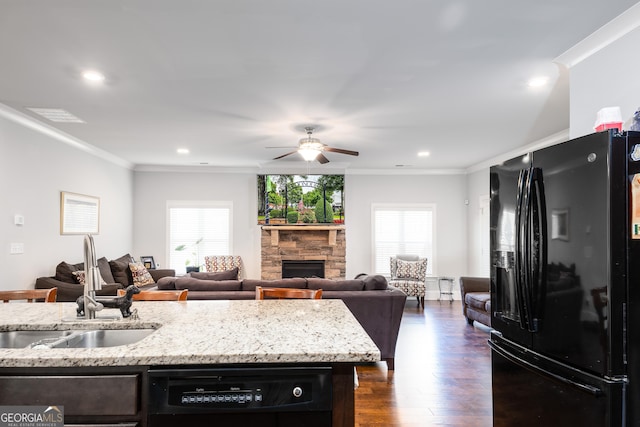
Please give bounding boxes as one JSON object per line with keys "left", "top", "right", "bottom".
{"left": 255, "top": 286, "right": 322, "bottom": 300}
{"left": 118, "top": 289, "right": 188, "bottom": 301}
{"left": 0, "top": 288, "right": 57, "bottom": 303}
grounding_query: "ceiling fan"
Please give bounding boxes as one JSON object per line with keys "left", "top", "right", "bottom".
{"left": 272, "top": 127, "right": 359, "bottom": 164}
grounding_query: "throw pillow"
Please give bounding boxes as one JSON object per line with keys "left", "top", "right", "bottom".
{"left": 72, "top": 270, "right": 108, "bottom": 286}
{"left": 97, "top": 257, "right": 115, "bottom": 283}
{"left": 363, "top": 274, "right": 389, "bottom": 290}
{"left": 129, "top": 262, "right": 155, "bottom": 286}
{"left": 55, "top": 261, "right": 84, "bottom": 283}
{"left": 395, "top": 258, "right": 427, "bottom": 281}
{"left": 109, "top": 254, "right": 134, "bottom": 286}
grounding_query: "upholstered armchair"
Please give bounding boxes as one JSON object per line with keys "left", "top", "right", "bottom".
{"left": 388, "top": 255, "right": 428, "bottom": 308}
{"left": 203, "top": 255, "right": 245, "bottom": 279}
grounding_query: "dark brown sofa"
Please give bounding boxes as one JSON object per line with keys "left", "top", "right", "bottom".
{"left": 154, "top": 271, "right": 407, "bottom": 370}
{"left": 35, "top": 254, "right": 175, "bottom": 302}
{"left": 459, "top": 276, "right": 491, "bottom": 327}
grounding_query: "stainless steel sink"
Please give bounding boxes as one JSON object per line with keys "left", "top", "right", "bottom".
{"left": 0, "top": 328, "right": 155, "bottom": 349}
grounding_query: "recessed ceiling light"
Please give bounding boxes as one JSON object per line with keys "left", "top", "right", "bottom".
{"left": 82, "top": 70, "right": 105, "bottom": 83}
{"left": 177, "top": 148, "right": 190, "bottom": 154}
{"left": 26, "top": 107, "right": 85, "bottom": 123}
{"left": 527, "top": 77, "right": 548, "bottom": 88}
{"left": 418, "top": 151, "right": 430, "bottom": 157}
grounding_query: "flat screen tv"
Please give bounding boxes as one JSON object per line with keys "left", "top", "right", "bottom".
{"left": 257, "top": 174, "right": 344, "bottom": 225}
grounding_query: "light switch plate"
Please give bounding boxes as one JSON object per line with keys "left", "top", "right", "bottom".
{"left": 14, "top": 215, "right": 24, "bottom": 225}
{"left": 10, "top": 243, "right": 24, "bottom": 254}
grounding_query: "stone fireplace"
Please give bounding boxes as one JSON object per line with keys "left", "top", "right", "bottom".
{"left": 261, "top": 225, "right": 346, "bottom": 280}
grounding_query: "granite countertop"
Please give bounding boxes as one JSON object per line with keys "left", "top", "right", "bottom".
{"left": 0, "top": 300, "right": 380, "bottom": 368}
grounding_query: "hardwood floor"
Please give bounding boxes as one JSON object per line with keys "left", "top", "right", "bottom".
{"left": 355, "top": 300, "right": 492, "bottom": 427}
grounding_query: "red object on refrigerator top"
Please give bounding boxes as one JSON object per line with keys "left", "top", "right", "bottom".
{"left": 595, "top": 122, "right": 623, "bottom": 132}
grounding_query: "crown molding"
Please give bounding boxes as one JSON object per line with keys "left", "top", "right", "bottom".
{"left": 554, "top": 3, "right": 640, "bottom": 68}
{"left": 134, "top": 163, "right": 466, "bottom": 175}
{"left": 465, "top": 129, "right": 570, "bottom": 174}
{"left": 0, "top": 103, "right": 133, "bottom": 169}
{"left": 133, "top": 164, "right": 262, "bottom": 174}
{"left": 346, "top": 168, "right": 465, "bottom": 176}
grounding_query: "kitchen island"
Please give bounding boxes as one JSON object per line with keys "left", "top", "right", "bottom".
{"left": 0, "top": 299, "right": 379, "bottom": 426}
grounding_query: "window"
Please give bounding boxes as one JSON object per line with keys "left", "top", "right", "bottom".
{"left": 372, "top": 204, "right": 435, "bottom": 276}
{"left": 167, "top": 201, "right": 232, "bottom": 274}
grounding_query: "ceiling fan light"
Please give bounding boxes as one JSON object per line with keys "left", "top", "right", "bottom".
{"left": 298, "top": 139, "right": 323, "bottom": 161}
{"left": 299, "top": 147, "right": 320, "bottom": 161}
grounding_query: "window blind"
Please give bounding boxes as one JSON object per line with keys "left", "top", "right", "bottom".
{"left": 373, "top": 205, "right": 434, "bottom": 276}
{"left": 168, "top": 202, "right": 231, "bottom": 274}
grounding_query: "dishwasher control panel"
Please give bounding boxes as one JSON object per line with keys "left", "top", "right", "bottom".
{"left": 171, "top": 383, "right": 305, "bottom": 408}
{"left": 148, "top": 366, "right": 332, "bottom": 413}
{"left": 179, "top": 388, "right": 262, "bottom": 405}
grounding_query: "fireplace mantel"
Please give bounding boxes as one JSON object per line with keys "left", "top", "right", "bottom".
{"left": 262, "top": 225, "right": 346, "bottom": 246}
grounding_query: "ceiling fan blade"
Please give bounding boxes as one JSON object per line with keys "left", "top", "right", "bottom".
{"left": 317, "top": 153, "right": 330, "bottom": 164}
{"left": 273, "top": 151, "right": 298, "bottom": 160}
{"left": 324, "top": 146, "right": 359, "bottom": 156}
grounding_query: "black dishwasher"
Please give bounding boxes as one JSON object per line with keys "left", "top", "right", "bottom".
{"left": 148, "top": 366, "right": 332, "bottom": 427}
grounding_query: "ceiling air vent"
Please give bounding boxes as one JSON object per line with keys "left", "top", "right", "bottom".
{"left": 26, "top": 108, "right": 85, "bottom": 123}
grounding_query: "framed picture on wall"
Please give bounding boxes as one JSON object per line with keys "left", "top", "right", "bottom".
{"left": 551, "top": 208, "right": 569, "bottom": 241}
{"left": 140, "top": 256, "right": 156, "bottom": 270}
{"left": 60, "top": 191, "right": 100, "bottom": 235}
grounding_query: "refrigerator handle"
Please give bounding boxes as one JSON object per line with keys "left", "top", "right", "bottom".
{"left": 520, "top": 168, "right": 535, "bottom": 331}
{"left": 489, "top": 340, "right": 604, "bottom": 397}
{"left": 514, "top": 169, "right": 528, "bottom": 330}
{"left": 529, "top": 167, "right": 547, "bottom": 333}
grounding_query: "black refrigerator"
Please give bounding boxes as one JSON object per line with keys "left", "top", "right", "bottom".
{"left": 490, "top": 130, "right": 640, "bottom": 426}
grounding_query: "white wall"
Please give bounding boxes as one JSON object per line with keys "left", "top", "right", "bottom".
{"left": 132, "top": 171, "right": 261, "bottom": 279}
{"left": 465, "top": 168, "right": 490, "bottom": 277}
{"left": 345, "top": 173, "right": 467, "bottom": 299}
{"left": 569, "top": 26, "right": 640, "bottom": 138}
{"left": 0, "top": 114, "right": 133, "bottom": 290}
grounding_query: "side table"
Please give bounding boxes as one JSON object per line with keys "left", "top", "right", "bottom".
{"left": 438, "top": 276, "right": 455, "bottom": 303}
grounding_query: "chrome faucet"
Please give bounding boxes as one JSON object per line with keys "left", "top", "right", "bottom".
{"left": 81, "top": 234, "right": 103, "bottom": 319}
